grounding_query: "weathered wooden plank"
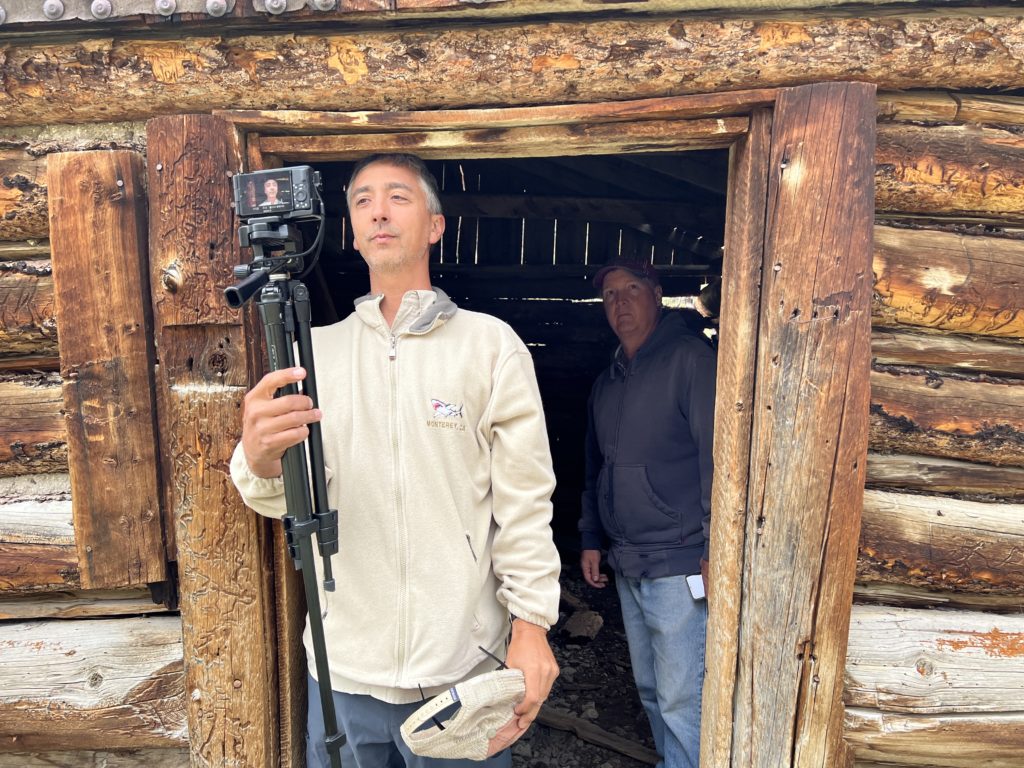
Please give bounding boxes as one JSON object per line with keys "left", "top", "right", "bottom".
{"left": 218, "top": 89, "right": 779, "bottom": 135}
{"left": 0, "top": 617, "right": 187, "bottom": 751}
{"left": 875, "top": 123, "right": 1024, "bottom": 224}
{"left": 0, "top": 750, "right": 188, "bottom": 767}
{"left": 871, "top": 327, "right": 1024, "bottom": 378}
{"left": 47, "top": 151, "right": 165, "bottom": 590}
{"left": 877, "top": 90, "right": 1024, "bottom": 128}
{"left": 726, "top": 82, "right": 877, "bottom": 768}
{"left": 0, "top": 241, "right": 49, "bottom": 260}
{"left": 0, "top": 587, "right": 164, "bottom": 620}
{"left": 0, "top": 372, "right": 65, "bottom": 477}
{"left": 857, "top": 490, "right": 1024, "bottom": 595}
{"left": 701, "top": 107, "right": 772, "bottom": 768}
{"left": 0, "top": 150, "right": 47, "bottom": 241}
{"left": 845, "top": 707, "right": 1024, "bottom": 768}
{"left": 147, "top": 114, "right": 278, "bottom": 768}
{"left": 259, "top": 117, "right": 749, "bottom": 162}
{"left": 872, "top": 225, "right": 1024, "bottom": 339}
{"left": 845, "top": 605, "right": 1024, "bottom": 714}
{"left": 4, "top": 17, "right": 1023, "bottom": 127}
{"left": 869, "top": 367, "right": 1024, "bottom": 467}
{"left": 0, "top": 259, "right": 57, "bottom": 364}
{"left": 866, "top": 452, "right": 1024, "bottom": 501}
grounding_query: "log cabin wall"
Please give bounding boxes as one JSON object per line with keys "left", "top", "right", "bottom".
{"left": 0, "top": 3, "right": 1022, "bottom": 767}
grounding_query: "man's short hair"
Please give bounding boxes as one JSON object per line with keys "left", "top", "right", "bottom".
{"left": 346, "top": 153, "right": 443, "bottom": 216}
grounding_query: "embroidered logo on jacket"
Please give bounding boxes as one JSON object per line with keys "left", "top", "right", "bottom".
{"left": 427, "top": 398, "right": 466, "bottom": 431}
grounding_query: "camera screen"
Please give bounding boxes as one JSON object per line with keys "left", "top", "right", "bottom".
{"left": 236, "top": 172, "right": 293, "bottom": 218}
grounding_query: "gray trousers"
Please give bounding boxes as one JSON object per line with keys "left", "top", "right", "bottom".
{"left": 306, "top": 675, "right": 514, "bottom": 768}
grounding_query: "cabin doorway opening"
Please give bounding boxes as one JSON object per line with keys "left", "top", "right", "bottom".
{"left": 299, "top": 153, "right": 729, "bottom": 548}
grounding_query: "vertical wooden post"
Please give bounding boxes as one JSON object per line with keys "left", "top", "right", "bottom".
{"left": 47, "top": 150, "right": 166, "bottom": 589}
{"left": 703, "top": 82, "right": 876, "bottom": 767}
{"left": 146, "top": 115, "right": 278, "bottom": 768}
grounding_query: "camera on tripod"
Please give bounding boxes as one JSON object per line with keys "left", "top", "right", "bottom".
{"left": 225, "top": 166, "right": 325, "bottom": 309}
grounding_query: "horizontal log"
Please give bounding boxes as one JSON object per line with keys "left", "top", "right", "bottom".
{"left": 0, "top": 260, "right": 57, "bottom": 362}
{"left": 0, "top": 616, "right": 187, "bottom": 750}
{"left": 845, "top": 604, "right": 1024, "bottom": 714}
{"left": 857, "top": 490, "right": 1024, "bottom": 595}
{"left": 866, "top": 452, "right": 1024, "bottom": 501}
{"left": 877, "top": 90, "right": 1024, "bottom": 128}
{"left": 0, "top": 151, "right": 47, "bottom": 241}
{"left": 875, "top": 123, "right": 1024, "bottom": 224}
{"left": 0, "top": 588, "right": 164, "bottom": 620}
{"left": 0, "top": 750, "right": 188, "bottom": 767}
{"left": 0, "top": 472, "right": 77, "bottom": 592}
{"left": 0, "top": 120, "right": 147, "bottom": 156}
{"left": 872, "top": 225, "right": 1024, "bottom": 338}
{"left": 871, "top": 327, "right": 1024, "bottom": 378}
{"left": 845, "top": 707, "right": 1024, "bottom": 768}
{"left": 869, "top": 367, "right": 1024, "bottom": 467}
{"left": 0, "top": 372, "right": 66, "bottom": 477}
{"left": 854, "top": 582, "right": 1024, "bottom": 614}
{"left": 2, "top": 17, "right": 1024, "bottom": 127}
{"left": 259, "top": 116, "right": 749, "bottom": 162}
{"left": 0, "top": 241, "right": 49, "bottom": 260}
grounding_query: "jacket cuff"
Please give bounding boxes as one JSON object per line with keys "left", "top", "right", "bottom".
{"left": 229, "top": 441, "right": 285, "bottom": 499}
{"left": 580, "top": 531, "right": 604, "bottom": 551}
{"left": 509, "top": 609, "right": 552, "bottom": 632}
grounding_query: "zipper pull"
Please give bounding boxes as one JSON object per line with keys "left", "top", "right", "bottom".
{"left": 389, "top": 334, "right": 397, "bottom": 360}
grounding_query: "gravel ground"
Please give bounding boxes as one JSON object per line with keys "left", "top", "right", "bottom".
{"left": 511, "top": 566, "right": 658, "bottom": 768}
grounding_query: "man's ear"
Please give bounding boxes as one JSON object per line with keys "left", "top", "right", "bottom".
{"left": 429, "top": 214, "right": 445, "bottom": 245}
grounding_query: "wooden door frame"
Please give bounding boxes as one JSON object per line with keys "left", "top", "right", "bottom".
{"left": 213, "top": 81, "right": 876, "bottom": 767}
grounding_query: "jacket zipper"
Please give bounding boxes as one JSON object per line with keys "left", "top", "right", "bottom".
{"left": 389, "top": 331, "right": 409, "bottom": 683}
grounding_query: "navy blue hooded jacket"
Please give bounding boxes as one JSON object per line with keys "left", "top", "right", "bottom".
{"left": 579, "top": 311, "right": 717, "bottom": 579}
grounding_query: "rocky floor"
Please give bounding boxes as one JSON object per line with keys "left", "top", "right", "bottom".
{"left": 511, "top": 566, "right": 658, "bottom": 768}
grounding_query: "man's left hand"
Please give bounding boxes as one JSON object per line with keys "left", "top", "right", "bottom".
{"left": 505, "top": 618, "right": 559, "bottom": 732}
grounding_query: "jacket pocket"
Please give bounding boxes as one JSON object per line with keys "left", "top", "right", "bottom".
{"left": 611, "top": 464, "right": 681, "bottom": 545}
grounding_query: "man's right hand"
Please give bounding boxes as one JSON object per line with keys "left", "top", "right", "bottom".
{"left": 241, "top": 367, "right": 322, "bottom": 479}
{"left": 580, "top": 549, "right": 608, "bottom": 589}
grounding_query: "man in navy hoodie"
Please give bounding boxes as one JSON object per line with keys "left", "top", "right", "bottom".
{"left": 579, "top": 258, "right": 717, "bottom": 768}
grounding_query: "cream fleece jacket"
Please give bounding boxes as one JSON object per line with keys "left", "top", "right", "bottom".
{"left": 230, "top": 289, "right": 561, "bottom": 703}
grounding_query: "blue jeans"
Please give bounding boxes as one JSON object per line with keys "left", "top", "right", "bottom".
{"left": 616, "top": 574, "right": 707, "bottom": 768}
{"left": 306, "top": 674, "right": 513, "bottom": 768}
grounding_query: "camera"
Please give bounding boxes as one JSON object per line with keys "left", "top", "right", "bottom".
{"left": 232, "top": 166, "right": 322, "bottom": 221}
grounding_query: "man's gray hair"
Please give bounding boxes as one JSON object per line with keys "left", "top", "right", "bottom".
{"left": 346, "top": 153, "right": 443, "bottom": 216}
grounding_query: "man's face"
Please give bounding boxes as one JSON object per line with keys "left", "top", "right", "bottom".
{"left": 601, "top": 269, "right": 662, "bottom": 346}
{"left": 264, "top": 179, "right": 278, "bottom": 200}
{"left": 348, "top": 162, "right": 444, "bottom": 275}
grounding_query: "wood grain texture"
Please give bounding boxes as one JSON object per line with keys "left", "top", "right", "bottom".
{"left": 846, "top": 707, "right": 1024, "bottom": 767}
{"left": 0, "top": 750, "right": 187, "bottom": 767}
{"left": 869, "top": 367, "right": 1024, "bottom": 467}
{"left": 0, "top": 150, "right": 47, "bottom": 241}
{"left": 701, "top": 107, "right": 772, "bottom": 768}
{"left": 47, "top": 151, "right": 166, "bottom": 590}
{"left": 0, "top": 587, "right": 164, "bottom": 620}
{"left": 146, "top": 114, "right": 278, "bottom": 768}
{"left": 0, "top": 471, "right": 77, "bottom": 592}
{"left": 845, "top": 605, "right": 1024, "bottom": 714}
{"left": 875, "top": 123, "right": 1024, "bottom": 224}
{"left": 857, "top": 490, "right": 1024, "bottom": 595}
{"left": 1, "top": 17, "right": 1023, "bottom": 127}
{"left": 871, "top": 327, "right": 1024, "bottom": 378}
{"left": 865, "top": 452, "right": 1024, "bottom": 501}
{"left": 872, "top": 225, "right": 1024, "bottom": 338}
{"left": 0, "top": 372, "right": 65, "bottom": 477}
{"left": 877, "top": 90, "right": 1024, "bottom": 128}
{"left": 0, "top": 259, "right": 57, "bottom": 364}
{"left": 0, "top": 616, "right": 187, "bottom": 750}
{"left": 724, "top": 82, "right": 877, "bottom": 768}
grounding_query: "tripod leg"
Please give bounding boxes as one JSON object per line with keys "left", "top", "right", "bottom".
{"left": 258, "top": 279, "right": 345, "bottom": 768}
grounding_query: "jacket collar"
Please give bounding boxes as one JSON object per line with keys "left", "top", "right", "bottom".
{"left": 354, "top": 287, "right": 458, "bottom": 336}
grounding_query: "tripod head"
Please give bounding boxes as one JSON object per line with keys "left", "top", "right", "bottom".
{"left": 224, "top": 166, "right": 325, "bottom": 308}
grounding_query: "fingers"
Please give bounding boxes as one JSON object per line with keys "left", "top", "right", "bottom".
{"left": 241, "top": 368, "right": 321, "bottom": 477}
{"left": 580, "top": 550, "right": 608, "bottom": 589}
{"left": 506, "top": 620, "right": 559, "bottom": 731}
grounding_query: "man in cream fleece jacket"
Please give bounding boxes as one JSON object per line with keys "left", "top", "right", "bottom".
{"left": 230, "top": 153, "right": 561, "bottom": 767}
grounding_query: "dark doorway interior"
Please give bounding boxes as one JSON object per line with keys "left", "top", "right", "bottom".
{"left": 302, "top": 152, "right": 729, "bottom": 551}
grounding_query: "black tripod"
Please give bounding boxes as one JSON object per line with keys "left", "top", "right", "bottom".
{"left": 226, "top": 212, "right": 345, "bottom": 768}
